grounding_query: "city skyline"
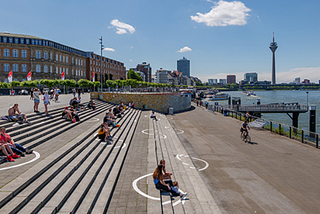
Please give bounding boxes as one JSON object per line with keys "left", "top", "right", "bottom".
{"left": 1, "top": 0, "right": 320, "bottom": 83}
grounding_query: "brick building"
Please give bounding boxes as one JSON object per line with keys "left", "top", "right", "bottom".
{"left": 227, "top": 75, "right": 236, "bottom": 84}
{"left": 0, "top": 32, "right": 126, "bottom": 82}
{"left": 136, "top": 62, "right": 151, "bottom": 82}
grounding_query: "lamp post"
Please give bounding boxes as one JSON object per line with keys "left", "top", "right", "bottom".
{"left": 99, "top": 37, "right": 104, "bottom": 92}
{"left": 306, "top": 91, "right": 309, "bottom": 110}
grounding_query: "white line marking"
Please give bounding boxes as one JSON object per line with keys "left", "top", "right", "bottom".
{"left": 182, "top": 162, "right": 189, "bottom": 166}
{"left": 0, "top": 151, "right": 40, "bottom": 171}
{"left": 94, "top": 133, "right": 98, "bottom": 137}
{"left": 114, "top": 143, "right": 126, "bottom": 149}
{"left": 132, "top": 173, "right": 184, "bottom": 206}
{"left": 176, "top": 154, "right": 209, "bottom": 171}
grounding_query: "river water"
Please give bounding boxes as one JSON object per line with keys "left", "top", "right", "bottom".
{"left": 208, "top": 90, "right": 320, "bottom": 133}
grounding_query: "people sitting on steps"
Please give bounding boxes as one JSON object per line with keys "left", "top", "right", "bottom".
{"left": 0, "top": 127, "right": 32, "bottom": 157}
{"left": 70, "top": 97, "right": 80, "bottom": 110}
{"left": 70, "top": 106, "right": 80, "bottom": 123}
{"left": 62, "top": 106, "right": 73, "bottom": 121}
{"left": 87, "top": 100, "right": 96, "bottom": 110}
{"left": 98, "top": 123, "right": 112, "bottom": 142}
{"left": 8, "top": 104, "right": 29, "bottom": 124}
{"left": 0, "top": 129, "right": 21, "bottom": 162}
{"left": 113, "top": 106, "right": 123, "bottom": 118}
{"left": 160, "top": 159, "right": 172, "bottom": 180}
{"left": 150, "top": 111, "right": 157, "bottom": 121}
{"left": 77, "top": 97, "right": 85, "bottom": 110}
{"left": 103, "top": 112, "right": 116, "bottom": 128}
{"left": 152, "top": 164, "right": 187, "bottom": 198}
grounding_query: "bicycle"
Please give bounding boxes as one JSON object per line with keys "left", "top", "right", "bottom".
{"left": 240, "top": 131, "right": 251, "bottom": 143}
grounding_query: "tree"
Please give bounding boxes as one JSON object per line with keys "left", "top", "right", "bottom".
{"left": 127, "top": 69, "right": 143, "bottom": 81}
{"left": 196, "top": 81, "right": 203, "bottom": 86}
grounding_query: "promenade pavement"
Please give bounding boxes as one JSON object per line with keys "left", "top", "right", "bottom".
{"left": 0, "top": 93, "right": 91, "bottom": 116}
{"left": 168, "top": 103, "right": 320, "bottom": 214}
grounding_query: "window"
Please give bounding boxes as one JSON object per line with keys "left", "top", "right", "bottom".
{"left": 15, "top": 38, "right": 19, "bottom": 44}
{"left": 4, "top": 64, "right": 9, "bottom": 72}
{"left": 60, "top": 55, "right": 62, "bottom": 62}
{"left": 21, "top": 50, "right": 27, "bottom": 58}
{"left": 13, "top": 50, "right": 18, "bottom": 58}
{"left": 4, "top": 49, "right": 9, "bottom": 57}
{"left": 60, "top": 67, "right": 62, "bottom": 74}
{"left": 72, "top": 69, "right": 74, "bottom": 75}
{"left": 44, "top": 51, "right": 48, "bottom": 59}
{"left": 9, "top": 38, "right": 13, "bottom": 43}
{"left": 63, "top": 56, "right": 65, "bottom": 62}
{"left": 20, "top": 38, "right": 24, "bottom": 44}
{"left": 72, "top": 57, "right": 74, "bottom": 64}
{"left": 66, "top": 68, "right": 68, "bottom": 75}
{"left": 26, "top": 39, "right": 29, "bottom": 44}
{"left": 56, "top": 54, "right": 58, "bottom": 61}
{"left": 66, "top": 56, "right": 68, "bottom": 63}
{"left": 36, "top": 65, "right": 41, "bottom": 73}
{"left": 44, "top": 65, "right": 48, "bottom": 73}
{"left": 50, "top": 52, "right": 53, "bottom": 60}
{"left": 50, "top": 66, "right": 53, "bottom": 73}
{"left": 36, "top": 51, "right": 41, "bottom": 59}
{"left": 39, "top": 40, "right": 42, "bottom": 45}
{"left": 3, "top": 37, "right": 7, "bottom": 43}
{"left": 35, "top": 40, "right": 38, "bottom": 45}
{"left": 13, "top": 64, "right": 18, "bottom": 72}
{"left": 31, "top": 39, "right": 35, "bottom": 45}
{"left": 22, "top": 64, "right": 27, "bottom": 72}
{"left": 63, "top": 68, "right": 65, "bottom": 74}
{"left": 56, "top": 67, "right": 58, "bottom": 74}
{"left": 76, "top": 59, "right": 78, "bottom": 65}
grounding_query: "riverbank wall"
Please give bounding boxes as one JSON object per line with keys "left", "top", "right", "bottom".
{"left": 90, "top": 92, "right": 191, "bottom": 114}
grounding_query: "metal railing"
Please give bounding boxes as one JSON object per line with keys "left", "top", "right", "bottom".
{"left": 209, "top": 104, "right": 319, "bottom": 149}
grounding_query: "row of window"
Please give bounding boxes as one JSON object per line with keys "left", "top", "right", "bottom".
{"left": 1, "top": 64, "right": 85, "bottom": 77}
{"left": 90, "top": 59, "right": 122, "bottom": 66}
{"left": 1, "top": 49, "right": 85, "bottom": 66}
{"left": 0, "top": 36, "right": 86, "bottom": 57}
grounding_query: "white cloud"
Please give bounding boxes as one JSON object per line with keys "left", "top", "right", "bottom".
{"left": 110, "top": 19, "right": 135, "bottom": 34}
{"left": 130, "top": 59, "right": 132, "bottom": 61}
{"left": 130, "top": 46, "right": 134, "bottom": 49}
{"left": 177, "top": 46, "right": 192, "bottom": 53}
{"left": 191, "top": 0, "right": 251, "bottom": 27}
{"left": 104, "top": 47, "right": 115, "bottom": 52}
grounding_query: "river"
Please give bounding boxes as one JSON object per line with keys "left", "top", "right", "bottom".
{"left": 208, "top": 90, "right": 319, "bottom": 133}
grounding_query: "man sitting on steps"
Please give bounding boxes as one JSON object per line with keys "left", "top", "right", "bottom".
{"left": 8, "top": 104, "right": 29, "bottom": 124}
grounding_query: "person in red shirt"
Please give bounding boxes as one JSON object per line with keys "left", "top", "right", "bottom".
{"left": 0, "top": 127, "right": 32, "bottom": 157}
{"left": 0, "top": 128, "right": 20, "bottom": 162}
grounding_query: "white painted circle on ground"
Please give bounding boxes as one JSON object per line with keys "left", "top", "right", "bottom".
{"left": 0, "top": 151, "right": 40, "bottom": 171}
{"left": 142, "top": 129, "right": 158, "bottom": 135}
{"left": 132, "top": 173, "right": 185, "bottom": 206}
{"left": 176, "top": 154, "right": 209, "bottom": 171}
{"left": 88, "top": 118, "right": 100, "bottom": 122}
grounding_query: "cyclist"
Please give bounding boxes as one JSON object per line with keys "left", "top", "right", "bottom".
{"left": 240, "top": 120, "right": 250, "bottom": 139}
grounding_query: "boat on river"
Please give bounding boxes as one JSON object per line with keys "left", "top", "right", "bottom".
{"left": 243, "top": 91, "right": 256, "bottom": 96}
{"left": 207, "top": 92, "right": 230, "bottom": 101}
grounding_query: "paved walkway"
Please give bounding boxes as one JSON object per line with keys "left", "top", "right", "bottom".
{"left": 168, "top": 103, "right": 320, "bottom": 214}
{"left": 0, "top": 93, "right": 91, "bottom": 116}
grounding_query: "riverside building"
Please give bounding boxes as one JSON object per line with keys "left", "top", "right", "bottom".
{"left": 0, "top": 32, "right": 126, "bottom": 82}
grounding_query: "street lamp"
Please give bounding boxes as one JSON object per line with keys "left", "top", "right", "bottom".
{"left": 99, "top": 36, "right": 104, "bottom": 92}
{"left": 306, "top": 91, "right": 309, "bottom": 110}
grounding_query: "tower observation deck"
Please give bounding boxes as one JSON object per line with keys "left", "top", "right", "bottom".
{"left": 269, "top": 33, "right": 278, "bottom": 85}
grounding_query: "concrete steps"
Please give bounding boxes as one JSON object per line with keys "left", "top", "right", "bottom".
{"left": 0, "top": 100, "right": 142, "bottom": 214}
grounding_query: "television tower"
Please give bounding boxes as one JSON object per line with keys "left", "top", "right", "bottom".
{"left": 269, "top": 32, "right": 278, "bottom": 85}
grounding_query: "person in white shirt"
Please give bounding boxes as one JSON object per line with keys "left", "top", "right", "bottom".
{"left": 54, "top": 87, "right": 59, "bottom": 102}
{"left": 151, "top": 111, "right": 157, "bottom": 121}
{"left": 43, "top": 91, "right": 50, "bottom": 114}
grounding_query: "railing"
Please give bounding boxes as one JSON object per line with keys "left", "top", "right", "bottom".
{"left": 208, "top": 104, "right": 319, "bottom": 149}
{"left": 238, "top": 104, "right": 308, "bottom": 112}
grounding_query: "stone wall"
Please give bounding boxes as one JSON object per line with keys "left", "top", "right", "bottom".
{"left": 91, "top": 92, "right": 191, "bottom": 114}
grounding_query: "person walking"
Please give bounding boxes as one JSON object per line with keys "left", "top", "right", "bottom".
{"left": 77, "top": 87, "right": 82, "bottom": 98}
{"left": 30, "top": 88, "right": 34, "bottom": 100}
{"left": 33, "top": 88, "right": 41, "bottom": 112}
{"left": 205, "top": 101, "right": 209, "bottom": 109}
{"left": 72, "top": 88, "right": 76, "bottom": 97}
{"left": 43, "top": 91, "right": 50, "bottom": 114}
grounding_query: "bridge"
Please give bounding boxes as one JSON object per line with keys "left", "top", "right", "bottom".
{"left": 215, "top": 103, "right": 309, "bottom": 128}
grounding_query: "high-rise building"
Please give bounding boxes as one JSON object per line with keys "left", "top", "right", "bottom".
{"left": 219, "top": 79, "right": 227, "bottom": 84}
{"left": 136, "top": 62, "right": 151, "bottom": 82}
{"left": 156, "top": 68, "right": 170, "bottom": 84}
{"left": 294, "top": 77, "right": 300, "bottom": 84}
{"left": 208, "top": 79, "right": 218, "bottom": 85}
{"left": 244, "top": 73, "right": 258, "bottom": 83}
{"left": 177, "top": 57, "right": 190, "bottom": 77}
{"left": 227, "top": 75, "right": 236, "bottom": 84}
{"left": 269, "top": 33, "right": 278, "bottom": 85}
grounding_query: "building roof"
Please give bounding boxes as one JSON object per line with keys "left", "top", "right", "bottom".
{"left": 0, "top": 32, "right": 44, "bottom": 40}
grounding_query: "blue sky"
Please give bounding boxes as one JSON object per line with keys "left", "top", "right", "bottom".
{"left": 2, "top": 0, "right": 320, "bottom": 83}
